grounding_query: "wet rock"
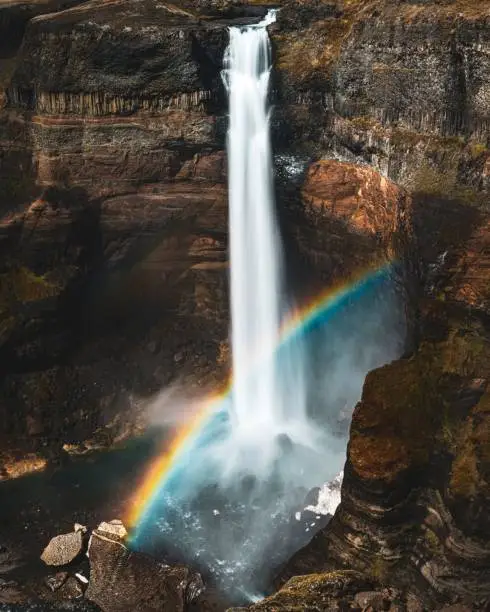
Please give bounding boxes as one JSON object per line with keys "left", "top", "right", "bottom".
{"left": 86, "top": 526, "right": 204, "bottom": 611}
{"left": 0, "top": 577, "right": 18, "bottom": 589}
{"left": 45, "top": 571, "right": 68, "bottom": 592}
{"left": 0, "top": 577, "right": 24, "bottom": 605}
{"left": 41, "top": 530, "right": 84, "bottom": 566}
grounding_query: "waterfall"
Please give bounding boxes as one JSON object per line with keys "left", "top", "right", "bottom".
{"left": 220, "top": 11, "right": 316, "bottom": 480}
{"left": 223, "top": 11, "right": 283, "bottom": 434}
{"left": 131, "top": 9, "right": 404, "bottom": 599}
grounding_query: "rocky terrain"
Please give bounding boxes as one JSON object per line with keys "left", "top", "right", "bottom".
{"left": 0, "top": 0, "right": 489, "bottom": 610}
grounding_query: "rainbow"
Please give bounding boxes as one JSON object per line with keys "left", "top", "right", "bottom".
{"left": 127, "top": 262, "right": 395, "bottom": 537}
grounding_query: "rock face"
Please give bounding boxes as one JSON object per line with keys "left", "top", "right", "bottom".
{"left": 0, "top": 0, "right": 489, "bottom": 608}
{"left": 0, "top": 0, "right": 236, "bottom": 467}
{"left": 86, "top": 521, "right": 204, "bottom": 612}
{"left": 275, "top": 203, "right": 490, "bottom": 607}
{"left": 272, "top": 0, "right": 490, "bottom": 199}
{"left": 290, "top": 159, "right": 412, "bottom": 281}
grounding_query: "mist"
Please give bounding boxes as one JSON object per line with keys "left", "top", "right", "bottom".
{"left": 130, "top": 271, "right": 405, "bottom": 600}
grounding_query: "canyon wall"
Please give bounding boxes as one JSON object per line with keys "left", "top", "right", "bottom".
{"left": 0, "top": 0, "right": 489, "bottom": 606}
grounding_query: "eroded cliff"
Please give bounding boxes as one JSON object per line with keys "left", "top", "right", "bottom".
{"left": 0, "top": 0, "right": 489, "bottom": 608}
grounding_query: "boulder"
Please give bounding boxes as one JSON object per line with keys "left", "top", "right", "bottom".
{"left": 85, "top": 524, "right": 204, "bottom": 612}
{"left": 41, "top": 530, "right": 84, "bottom": 566}
{"left": 58, "top": 575, "right": 84, "bottom": 599}
{"left": 354, "top": 590, "right": 388, "bottom": 610}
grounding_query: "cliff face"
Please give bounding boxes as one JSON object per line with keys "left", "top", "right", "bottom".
{"left": 0, "top": 0, "right": 489, "bottom": 606}
{"left": 271, "top": 213, "right": 490, "bottom": 610}
{"left": 0, "top": 0, "right": 237, "bottom": 473}
{"left": 273, "top": 0, "right": 490, "bottom": 200}
{"left": 250, "top": 3, "right": 490, "bottom": 607}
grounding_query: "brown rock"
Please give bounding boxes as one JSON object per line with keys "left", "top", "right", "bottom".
{"left": 40, "top": 530, "right": 84, "bottom": 566}
{"left": 86, "top": 528, "right": 204, "bottom": 612}
{"left": 354, "top": 591, "right": 387, "bottom": 610}
{"left": 294, "top": 160, "right": 412, "bottom": 281}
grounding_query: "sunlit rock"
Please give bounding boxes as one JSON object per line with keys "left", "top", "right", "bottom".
{"left": 41, "top": 530, "right": 84, "bottom": 567}
{"left": 95, "top": 519, "right": 127, "bottom": 540}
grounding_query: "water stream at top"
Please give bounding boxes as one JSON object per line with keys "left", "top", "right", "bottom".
{"left": 222, "top": 11, "right": 312, "bottom": 477}
{"left": 223, "top": 11, "right": 282, "bottom": 428}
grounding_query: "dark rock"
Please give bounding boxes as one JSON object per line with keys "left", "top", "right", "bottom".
{"left": 45, "top": 571, "right": 69, "bottom": 592}
{"left": 354, "top": 591, "right": 389, "bottom": 611}
{"left": 303, "top": 486, "right": 320, "bottom": 507}
{"left": 0, "top": 577, "right": 18, "bottom": 589}
{"left": 59, "top": 575, "right": 84, "bottom": 599}
{"left": 85, "top": 526, "right": 204, "bottom": 611}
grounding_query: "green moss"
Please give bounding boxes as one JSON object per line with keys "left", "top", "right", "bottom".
{"left": 450, "top": 440, "right": 479, "bottom": 497}
{"left": 424, "top": 528, "right": 441, "bottom": 554}
{"left": 0, "top": 266, "right": 61, "bottom": 341}
{"left": 469, "top": 142, "right": 488, "bottom": 159}
{"left": 408, "top": 163, "right": 481, "bottom": 206}
{"left": 440, "top": 324, "right": 490, "bottom": 378}
{"left": 0, "top": 266, "right": 60, "bottom": 303}
{"left": 368, "top": 557, "right": 390, "bottom": 584}
{"left": 450, "top": 392, "right": 490, "bottom": 499}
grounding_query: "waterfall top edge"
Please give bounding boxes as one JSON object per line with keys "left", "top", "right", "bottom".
{"left": 230, "top": 8, "right": 277, "bottom": 31}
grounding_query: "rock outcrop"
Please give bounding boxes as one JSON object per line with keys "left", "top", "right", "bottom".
{"left": 274, "top": 206, "right": 490, "bottom": 607}
{"left": 41, "top": 528, "right": 84, "bottom": 566}
{"left": 0, "top": 1, "right": 489, "bottom": 608}
{"left": 86, "top": 520, "right": 204, "bottom": 611}
{"left": 290, "top": 158, "right": 412, "bottom": 281}
{"left": 272, "top": 0, "right": 490, "bottom": 200}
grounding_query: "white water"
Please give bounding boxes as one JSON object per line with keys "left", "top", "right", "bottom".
{"left": 221, "top": 12, "right": 317, "bottom": 477}
{"left": 223, "top": 12, "right": 282, "bottom": 432}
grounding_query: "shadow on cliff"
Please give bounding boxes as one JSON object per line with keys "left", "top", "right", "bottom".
{"left": 273, "top": 190, "right": 488, "bottom": 600}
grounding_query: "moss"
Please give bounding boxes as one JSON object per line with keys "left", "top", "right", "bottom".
{"left": 450, "top": 440, "right": 479, "bottom": 497}
{"left": 274, "top": 0, "right": 374, "bottom": 86}
{"left": 368, "top": 557, "right": 390, "bottom": 584}
{"left": 450, "top": 392, "right": 490, "bottom": 499}
{"left": 0, "top": 266, "right": 62, "bottom": 340}
{"left": 424, "top": 528, "right": 442, "bottom": 554}
{"left": 275, "top": 17, "right": 353, "bottom": 82}
{"left": 407, "top": 163, "right": 481, "bottom": 206}
{"left": 350, "top": 319, "right": 490, "bottom": 483}
{"left": 440, "top": 324, "right": 489, "bottom": 377}
{"left": 0, "top": 266, "right": 60, "bottom": 304}
{"left": 469, "top": 142, "right": 488, "bottom": 159}
{"left": 247, "top": 570, "right": 374, "bottom": 610}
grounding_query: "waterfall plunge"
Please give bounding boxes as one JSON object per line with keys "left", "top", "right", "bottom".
{"left": 225, "top": 12, "right": 281, "bottom": 433}
{"left": 221, "top": 12, "right": 315, "bottom": 480}
{"left": 133, "top": 11, "right": 404, "bottom": 599}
